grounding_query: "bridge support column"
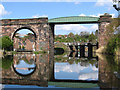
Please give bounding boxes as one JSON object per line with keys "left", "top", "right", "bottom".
{"left": 99, "top": 13, "right": 112, "bottom": 47}
{"left": 48, "top": 24, "right": 55, "bottom": 81}
{"left": 80, "top": 45, "right": 85, "bottom": 57}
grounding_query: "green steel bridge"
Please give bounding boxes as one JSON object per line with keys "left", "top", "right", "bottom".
{"left": 48, "top": 16, "right": 100, "bottom": 24}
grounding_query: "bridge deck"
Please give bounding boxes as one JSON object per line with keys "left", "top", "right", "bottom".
{"left": 48, "top": 16, "right": 100, "bottom": 24}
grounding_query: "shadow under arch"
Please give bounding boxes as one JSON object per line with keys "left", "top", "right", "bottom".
{"left": 12, "top": 27, "right": 37, "bottom": 40}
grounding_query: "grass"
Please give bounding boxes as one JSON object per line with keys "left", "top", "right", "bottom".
{"left": 48, "top": 81, "right": 99, "bottom": 88}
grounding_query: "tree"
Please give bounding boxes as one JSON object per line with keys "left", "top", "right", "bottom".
{"left": 105, "top": 18, "right": 120, "bottom": 41}
{"left": 88, "top": 32, "right": 96, "bottom": 43}
{"left": 74, "top": 34, "right": 81, "bottom": 42}
{"left": 1, "top": 36, "right": 13, "bottom": 51}
{"left": 2, "top": 55, "right": 13, "bottom": 69}
{"left": 105, "top": 18, "right": 120, "bottom": 54}
{"left": 68, "top": 32, "right": 74, "bottom": 38}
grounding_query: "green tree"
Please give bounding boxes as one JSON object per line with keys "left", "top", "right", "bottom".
{"left": 88, "top": 32, "right": 96, "bottom": 43}
{"left": 2, "top": 55, "right": 13, "bottom": 69}
{"left": 105, "top": 18, "right": 120, "bottom": 55}
{"left": 1, "top": 36, "right": 13, "bottom": 51}
{"left": 68, "top": 32, "right": 74, "bottom": 38}
{"left": 105, "top": 18, "right": 119, "bottom": 41}
{"left": 74, "top": 34, "right": 81, "bottom": 42}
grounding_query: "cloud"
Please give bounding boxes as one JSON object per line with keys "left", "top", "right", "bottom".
{"left": 95, "top": 0, "right": 113, "bottom": 6}
{"left": 55, "top": 62, "right": 98, "bottom": 80}
{"left": 90, "top": 24, "right": 98, "bottom": 30}
{"left": 74, "top": 1, "right": 80, "bottom": 4}
{"left": 90, "top": 13, "right": 115, "bottom": 18}
{"left": 55, "top": 24, "right": 98, "bottom": 34}
{"left": 79, "top": 13, "right": 86, "bottom": 16}
{"left": 79, "top": 13, "right": 116, "bottom": 18}
{"left": 0, "top": 4, "right": 11, "bottom": 17}
{"left": 32, "top": 14, "right": 48, "bottom": 18}
{"left": 78, "top": 72, "right": 98, "bottom": 80}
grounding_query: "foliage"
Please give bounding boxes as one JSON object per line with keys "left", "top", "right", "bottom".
{"left": 22, "top": 45, "right": 25, "bottom": 49}
{"left": 106, "top": 34, "right": 120, "bottom": 54}
{"left": 19, "top": 45, "right": 21, "bottom": 49}
{"left": 55, "top": 31, "right": 97, "bottom": 44}
{"left": 17, "top": 58, "right": 34, "bottom": 65}
{"left": 2, "top": 55, "right": 13, "bottom": 69}
{"left": 105, "top": 18, "right": 120, "bottom": 41}
{"left": 88, "top": 32, "right": 96, "bottom": 43}
{"left": 1, "top": 36, "right": 13, "bottom": 51}
{"left": 105, "top": 18, "right": 120, "bottom": 55}
{"left": 68, "top": 32, "right": 74, "bottom": 38}
{"left": 105, "top": 55, "right": 119, "bottom": 72}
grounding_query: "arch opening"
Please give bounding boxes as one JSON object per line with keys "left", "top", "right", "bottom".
{"left": 12, "top": 27, "right": 37, "bottom": 51}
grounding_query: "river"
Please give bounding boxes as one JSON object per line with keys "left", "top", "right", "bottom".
{"left": 0, "top": 51, "right": 120, "bottom": 89}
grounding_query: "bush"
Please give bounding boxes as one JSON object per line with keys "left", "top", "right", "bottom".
{"left": 2, "top": 55, "right": 13, "bottom": 69}
{"left": 106, "top": 35, "right": 120, "bottom": 54}
{"left": 1, "top": 36, "right": 13, "bottom": 51}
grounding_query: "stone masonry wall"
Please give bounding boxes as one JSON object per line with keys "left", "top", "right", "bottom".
{"left": 0, "top": 18, "right": 50, "bottom": 52}
{"left": 98, "top": 13, "right": 112, "bottom": 47}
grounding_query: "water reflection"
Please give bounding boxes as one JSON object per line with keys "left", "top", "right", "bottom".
{"left": 1, "top": 53, "right": 49, "bottom": 87}
{"left": 12, "top": 54, "right": 36, "bottom": 76}
{"left": 13, "top": 59, "right": 36, "bottom": 76}
{"left": 1, "top": 51, "right": 120, "bottom": 88}
{"left": 97, "top": 54, "right": 120, "bottom": 89}
{"left": 54, "top": 51, "right": 98, "bottom": 81}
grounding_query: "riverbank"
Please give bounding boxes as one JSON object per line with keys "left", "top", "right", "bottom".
{"left": 0, "top": 50, "right": 47, "bottom": 56}
{"left": 96, "top": 46, "right": 120, "bottom": 56}
{"left": 0, "top": 50, "right": 3, "bottom": 58}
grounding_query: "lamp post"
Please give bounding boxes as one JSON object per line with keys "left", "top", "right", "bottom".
{"left": 113, "top": 0, "right": 120, "bottom": 18}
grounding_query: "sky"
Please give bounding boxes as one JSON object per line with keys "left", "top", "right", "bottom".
{"left": 17, "top": 29, "right": 33, "bottom": 35}
{"left": 55, "top": 62, "right": 98, "bottom": 80}
{"left": 0, "top": 1, "right": 119, "bottom": 35}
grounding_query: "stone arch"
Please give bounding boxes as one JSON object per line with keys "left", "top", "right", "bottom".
{"left": 11, "top": 27, "right": 37, "bottom": 40}
{"left": 12, "top": 26, "right": 37, "bottom": 51}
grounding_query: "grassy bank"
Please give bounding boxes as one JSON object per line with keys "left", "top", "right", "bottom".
{"left": 48, "top": 81, "right": 98, "bottom": 88}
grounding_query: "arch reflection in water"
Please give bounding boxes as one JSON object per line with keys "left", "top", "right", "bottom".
{"left": 13, "top": 59, "right": 36, "bottom": 76}
{"left": 2, "top": 54, "right": 49, "bottom": 87}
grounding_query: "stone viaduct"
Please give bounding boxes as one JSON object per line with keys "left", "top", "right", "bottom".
{"left": 0, "top": 13, "right": 112, "bottom": 52}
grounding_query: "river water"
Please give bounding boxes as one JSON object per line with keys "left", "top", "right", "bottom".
{"left": 0, "top": 51, "right": 120, "bottom": 89}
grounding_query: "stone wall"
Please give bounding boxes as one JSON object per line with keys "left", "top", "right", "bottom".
{"left": 98, "top": 13, "right": 112, "bottom": 47}
{"left": 1, "top": 18, "right": 50, "bottom": 52}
